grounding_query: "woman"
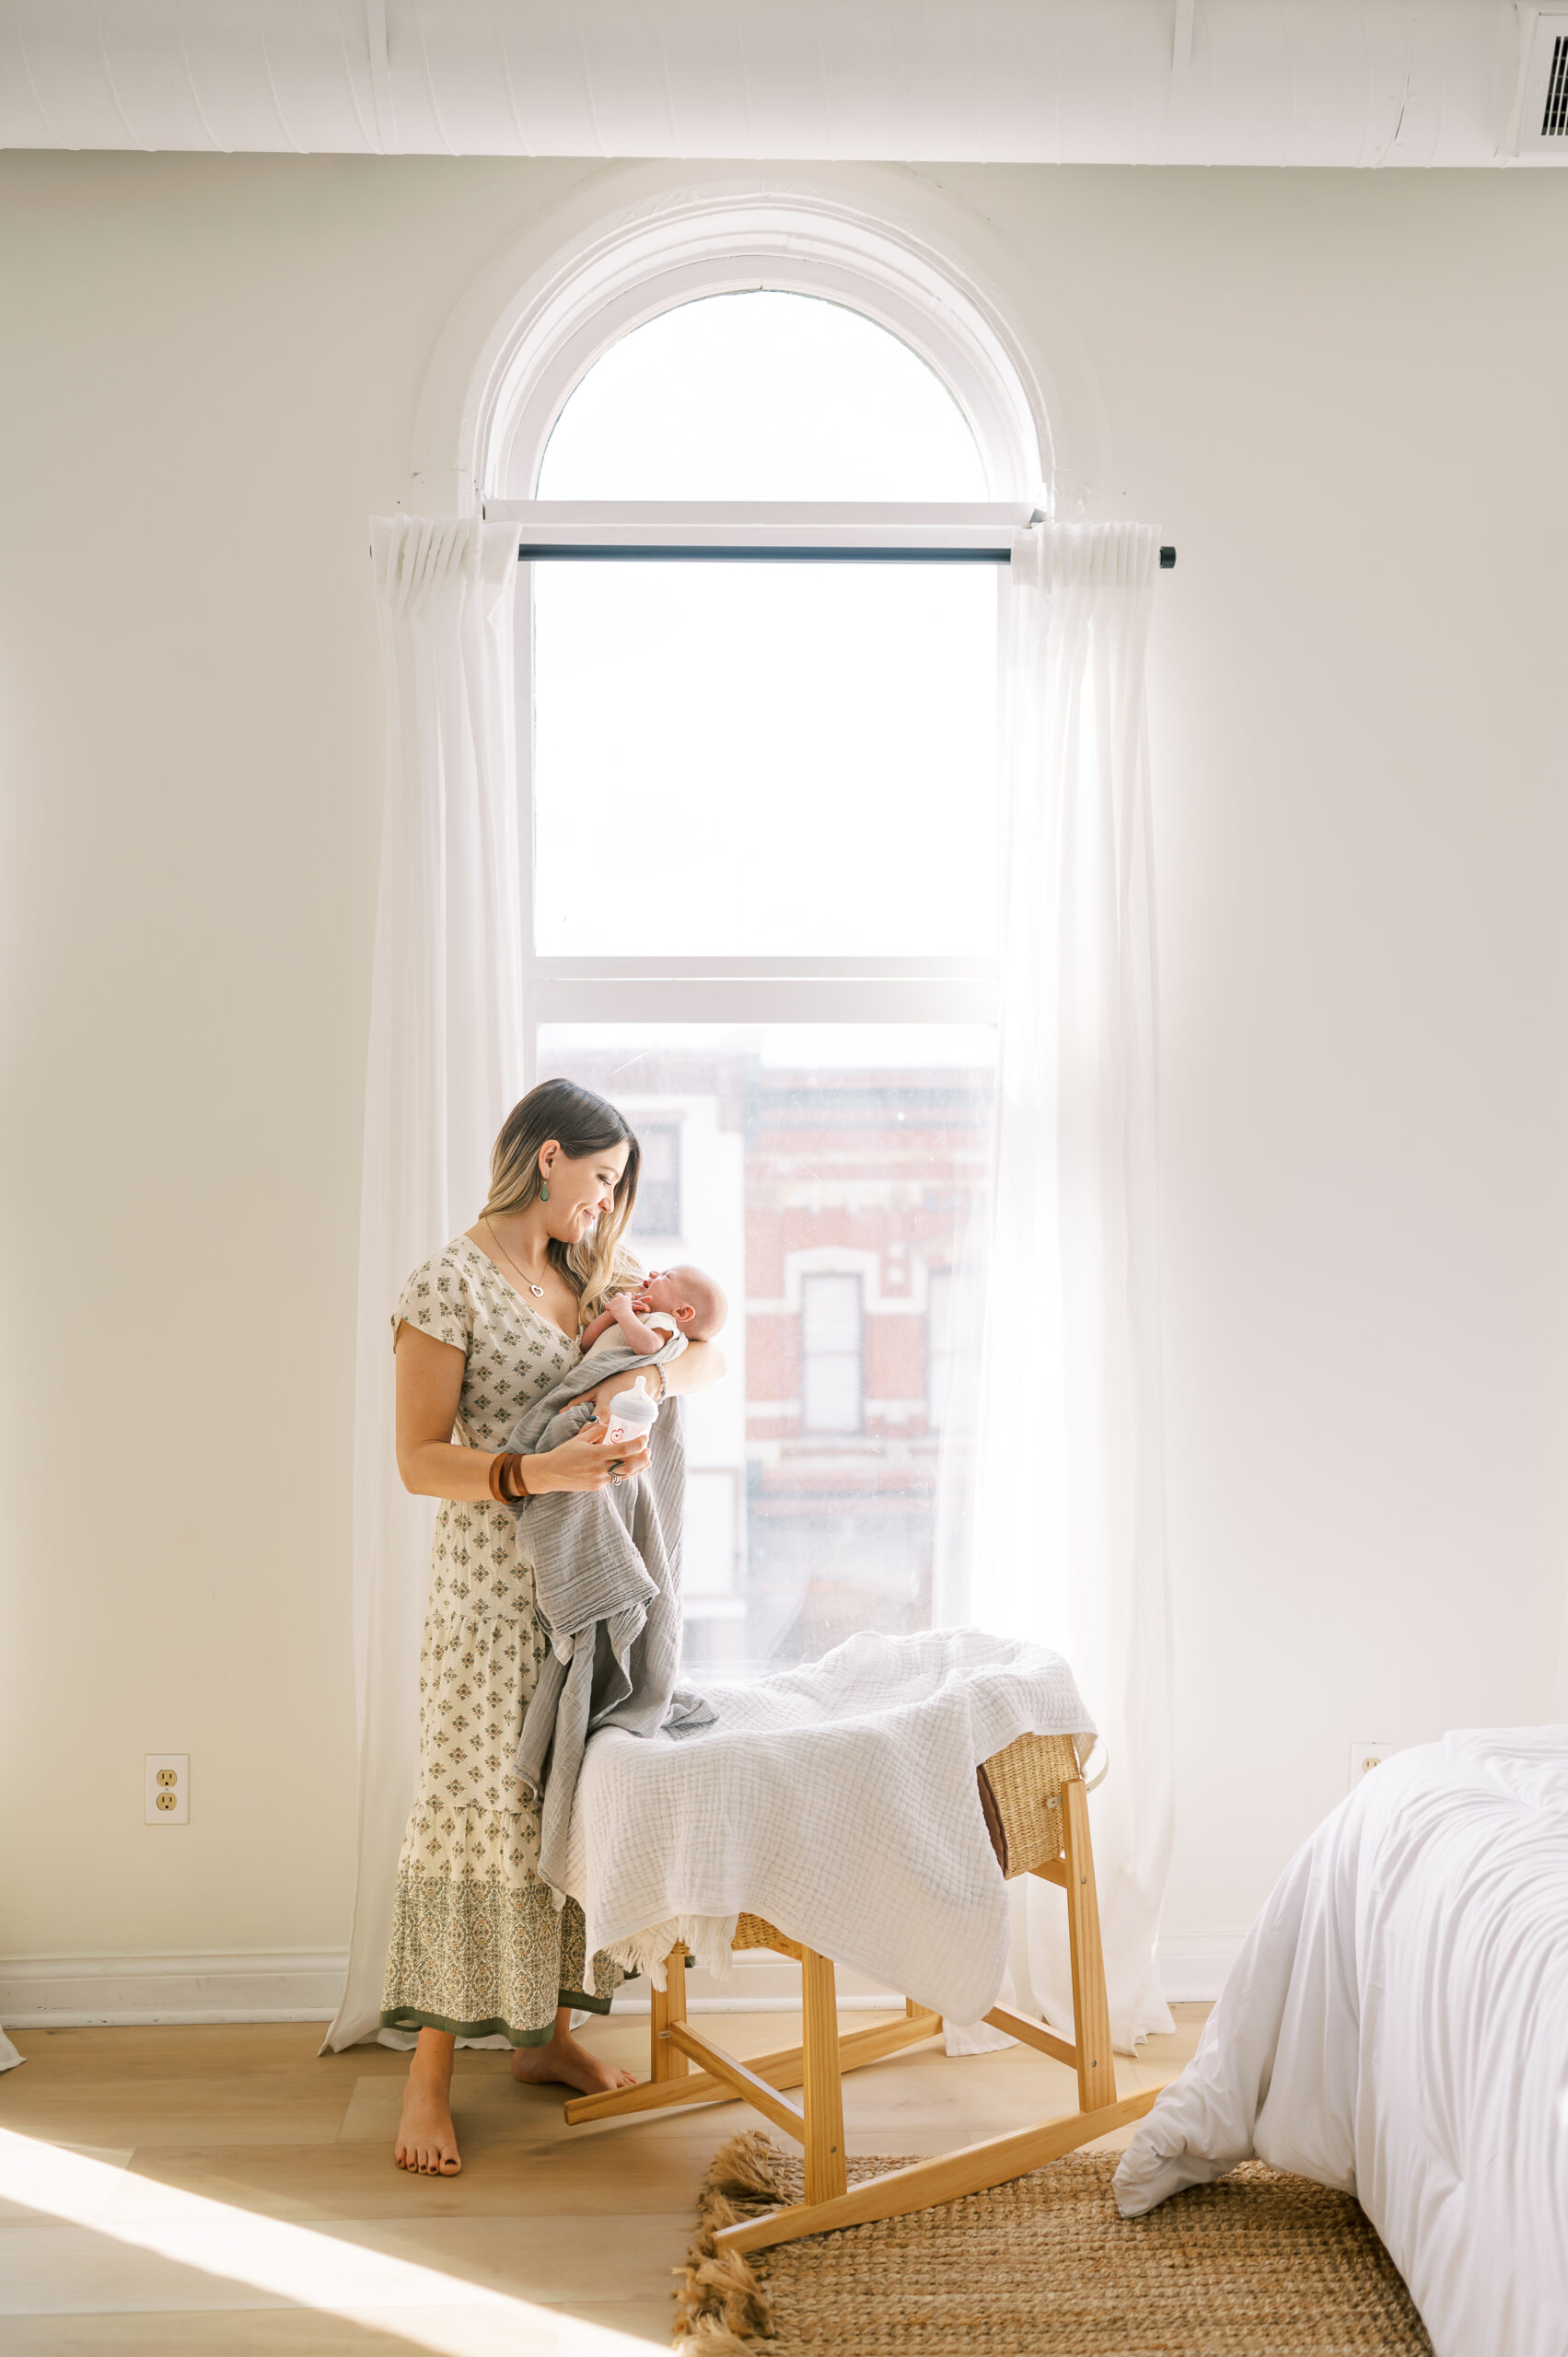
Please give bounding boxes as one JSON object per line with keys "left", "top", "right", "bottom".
{"left": 384, "top": 1078, "right": 725, "bottom": 2176}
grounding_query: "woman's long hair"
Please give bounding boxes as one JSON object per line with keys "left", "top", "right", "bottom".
{"left": 481, "top": 1079, "right": 641, "bottom": 1318}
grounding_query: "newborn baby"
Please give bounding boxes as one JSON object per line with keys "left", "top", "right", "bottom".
{"left": 579, "top": 1264, "right": 727, "bottom": 1356}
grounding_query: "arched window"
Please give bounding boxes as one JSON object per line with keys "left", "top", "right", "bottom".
{"left": 505, "top": 279, "right": 1011, "bottom": 1675}
{"left": 536, "top": 290, "right": 988, "bottom": 502}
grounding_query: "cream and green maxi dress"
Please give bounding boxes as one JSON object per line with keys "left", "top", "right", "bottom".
{"left": 380, "top": 1236, "right": 623, "bottom": 2044}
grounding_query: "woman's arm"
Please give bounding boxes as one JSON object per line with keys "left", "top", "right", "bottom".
{"left": 658, "top": 1339, "right": 725, "bottom": 1398}
{"left": 563, "top": 1337, "right": 726, "bottom": 1427}
{"left": 393, "top": 1321, "right": 648, "bottom": 1500}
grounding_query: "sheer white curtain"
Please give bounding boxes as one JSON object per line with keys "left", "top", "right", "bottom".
{"left": 950, "top": 523, "right": 1174, "bottom": 2055}
{"left": 324, "top": 517, "right": 524, "bottom": 2052}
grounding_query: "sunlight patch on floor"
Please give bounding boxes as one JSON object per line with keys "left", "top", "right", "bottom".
{"left": 0, "top": 2127, "right": 656, "bottom": 2354}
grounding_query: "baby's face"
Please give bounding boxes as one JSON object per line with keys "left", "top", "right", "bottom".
{"left": 636, "top": 1270, "right": 686, "bottom": 1316}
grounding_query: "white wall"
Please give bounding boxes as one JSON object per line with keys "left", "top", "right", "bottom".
{"left": 1, "top": 153, "right": 1564, "bottom": 1980}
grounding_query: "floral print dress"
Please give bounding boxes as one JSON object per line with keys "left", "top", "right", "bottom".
{"left": 379, "top": 1235, "right": 622, "bottom": 2043}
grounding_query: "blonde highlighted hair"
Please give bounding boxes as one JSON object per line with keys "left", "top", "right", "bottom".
{"left": 482, "top": 1079, "right": 642, "bottom": 1318}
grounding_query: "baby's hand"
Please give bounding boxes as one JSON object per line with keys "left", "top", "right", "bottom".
{"left": 605, "top": 1292, "right": 664, "bottom": 1353}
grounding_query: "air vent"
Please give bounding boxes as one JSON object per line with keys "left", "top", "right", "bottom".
{"left": 1545, "top": 34, "right": 1568, "bottom": 135}
{"left": 1508, "top": 11, "right": 1568, "bottom": 154}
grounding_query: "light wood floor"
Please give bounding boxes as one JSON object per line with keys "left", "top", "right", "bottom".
{"left": 0, "top": 2003, "right": 1207, "bottom": 2354}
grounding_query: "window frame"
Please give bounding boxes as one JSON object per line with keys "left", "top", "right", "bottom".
{"left": 462, "top": 230, "right": 1042, "bottom": 1669}
{"left": 505, "top": 499, "right": 1016, "bottom": 1059}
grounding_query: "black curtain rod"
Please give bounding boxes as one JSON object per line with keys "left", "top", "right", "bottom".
{"left": 516, "top": 543, "right": 1178, "bottom": 568}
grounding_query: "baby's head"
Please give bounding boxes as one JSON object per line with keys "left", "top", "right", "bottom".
{"left": 638, "top": 1265, "right": 727, "bottom": 1342}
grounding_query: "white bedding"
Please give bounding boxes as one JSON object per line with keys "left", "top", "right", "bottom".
{"left": 560, "top": 1627, "right": 1094, "bottom": 2027}
{"left": 1115, "top": 1727, "right": 1568, "bottom": 2357}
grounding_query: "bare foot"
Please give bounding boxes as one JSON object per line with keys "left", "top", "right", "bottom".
{"left": 511, "top": 2027, "right": 638, "bottom": 2098}
{"left": 394, "top": 2067, "right": 462, "bottom": 2175}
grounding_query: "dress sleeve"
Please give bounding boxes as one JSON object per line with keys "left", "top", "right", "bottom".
{"left": 391, "top": 1251, "right": 473, "bottom": 1356}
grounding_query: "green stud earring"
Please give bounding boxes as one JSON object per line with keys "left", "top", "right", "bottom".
{"left": 540, "top": 1181, "right": 550, "bottom": 1202}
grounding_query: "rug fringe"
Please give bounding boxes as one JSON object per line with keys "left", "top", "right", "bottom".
{"left": 673, "top": 2131, "right": 787, "bottom": 2351}
{"left": 702, "top": 2128, "right": 795, "bottom": 2210}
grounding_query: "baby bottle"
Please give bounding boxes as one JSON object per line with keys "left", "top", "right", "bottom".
{"left": 603, "top": 1375, "right": 659, "bottom": 1452}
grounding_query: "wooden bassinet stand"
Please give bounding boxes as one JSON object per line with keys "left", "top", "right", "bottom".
{"left": 563, "top": 1728, "right": 1164, "bottom": 2254}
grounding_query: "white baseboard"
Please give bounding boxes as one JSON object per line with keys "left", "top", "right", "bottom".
{"left": 612, "top": 1946, "right": 902, "bottom": 2014}
{"left": 0, "top": 1950, "right": 350, "bottom": 2029}
{"left": 1, "top": 1933, "right": 1243, "bottom": 2029}
{"left": 0, "top": 1945, "right": 899, "bottom": 2030}
{"left": 609, "top": 1991, "right": 900, "bottom": 2014}
{"left": 1157, "top": 1935, "right": 1244, "bottom": 2003}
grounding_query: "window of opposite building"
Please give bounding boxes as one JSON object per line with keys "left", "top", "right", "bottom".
{"left": 634, "top": 1121, "right": 681, "bottom": 1237}
{"left": 799, "top": 1272, "right": 865, "bottom": 1434}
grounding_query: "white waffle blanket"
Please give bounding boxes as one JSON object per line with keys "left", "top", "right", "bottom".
{"left": 560, "top": 1627, "right": 1095, "bottom": 2028}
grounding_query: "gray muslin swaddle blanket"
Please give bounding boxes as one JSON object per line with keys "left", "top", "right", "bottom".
{"left": 501, "top": 1329, "right": 715, "bottom": 1899}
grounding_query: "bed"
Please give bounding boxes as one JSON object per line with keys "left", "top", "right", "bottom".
{"left": 1114, "top": 1727, "right": 1568, "bottom": 2357}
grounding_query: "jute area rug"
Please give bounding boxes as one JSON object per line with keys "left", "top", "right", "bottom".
{"left": 674, "top": 2131, "right": 1433, "bottom": 2356}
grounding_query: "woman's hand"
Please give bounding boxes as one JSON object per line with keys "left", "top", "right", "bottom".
{"left": 527, "top": 1421, "right": 651, "bottom": 1493}
{"left": 393, "top": 1323, "right": 655, "bottom": 1503}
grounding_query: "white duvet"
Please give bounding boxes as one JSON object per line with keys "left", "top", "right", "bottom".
{"left": 561, "top": 1627, "right": 1094, "bottom": 2027}
{"left": 1115, "top": 1727, "right": 1568, "bottom": 2357}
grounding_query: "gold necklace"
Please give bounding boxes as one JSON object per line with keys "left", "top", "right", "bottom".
{"left": 485, "top": 1217, "right": 547, "bottom": 1300}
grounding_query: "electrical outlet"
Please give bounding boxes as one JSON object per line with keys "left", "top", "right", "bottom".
{"left": 1348, "top": 1740, "right": 1392, "bottom": 1794}
{"left": 145, "top": 1754, "right": 189, "bottom": 1824}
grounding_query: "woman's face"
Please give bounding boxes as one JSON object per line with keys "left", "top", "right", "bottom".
{"left": 540, "top": 1139, "right": 631, "bottom": 1244}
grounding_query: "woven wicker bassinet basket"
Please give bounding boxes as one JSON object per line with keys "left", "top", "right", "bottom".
{"left": 977, "top": 1727, "right": 1092, "bottom": 1878}
{"left": 732, "top": 1726, "right": 1091, "bottom": 1958}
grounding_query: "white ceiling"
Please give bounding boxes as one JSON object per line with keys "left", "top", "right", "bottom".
{"left": 0, "top": 1, "right": 1562, "bottom": 166}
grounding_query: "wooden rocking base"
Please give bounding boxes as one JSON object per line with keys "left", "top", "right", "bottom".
{"left": 563, "top": 1771, "right": 1162, "bottom": 2254}
{"left": 714, "top": 2082, "right": 1161, "bottom": 2255}
{"left": 556, "top": 1772, "right": 1155, "bottom": 2253}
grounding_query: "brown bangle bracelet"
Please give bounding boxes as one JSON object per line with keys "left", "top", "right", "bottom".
{"left": 488, "top": 1452, "right": 529, "bottom": 1503}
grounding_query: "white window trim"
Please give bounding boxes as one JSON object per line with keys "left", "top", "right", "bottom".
{"left": 469, "top": 188, "right": 1047, "bottom": 508}
{"left": 485, "top": 499, "right": 1033, "bottom": 553}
